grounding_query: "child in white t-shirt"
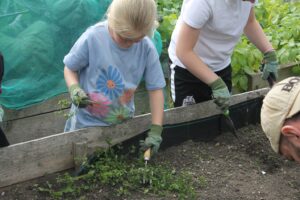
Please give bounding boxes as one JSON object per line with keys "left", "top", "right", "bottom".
{"left": 168, "top": 0, "right": 278, "bottom": 111}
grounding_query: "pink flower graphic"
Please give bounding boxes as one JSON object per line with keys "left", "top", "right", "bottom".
{"left": 87, "top": 92, "right": 111, "bottom": 118}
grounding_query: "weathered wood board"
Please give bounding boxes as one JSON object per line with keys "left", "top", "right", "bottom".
{"left": 247, "top": 62, "right": 298, "bottom": 90}
{"left": 1, "top": 84, "right": 153, "bottom": 145}
{"left": 0, "top": 88, "right": 268, "bottom": 188}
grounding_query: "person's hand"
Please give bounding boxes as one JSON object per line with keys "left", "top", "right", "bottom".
{"left": 261, "top": 50, "right": 278, "bottom": 80}
{"left": 69, "top": 84, "right": 90, "bottom": 108}
{"left": 140, "top": 124, "right": 163, "bottom": 154}
{"left": 209, "top": 77, "right": 230, "bottom": 112}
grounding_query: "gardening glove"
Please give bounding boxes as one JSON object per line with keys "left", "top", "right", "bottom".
{"left": 140, "top": 124, "right": 163, "bottom": 154}
{"left": 261, "top": 50, "right": 278, "bottom": 81}
{"left": 209, "top": 77, "right": 231, "bottom": 112}
{"left": 69, "top": 84, "right": 90, "bottom": 108}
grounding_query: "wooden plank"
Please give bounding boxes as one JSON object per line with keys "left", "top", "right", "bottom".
{"left": 164, "top": 88, "right": 268, "bottom": 125}
{"left": 2, "top": 85, "right": 152, "bottom": 145}
{"left": 3, "top": 82, "right": 152, "bottom": 121}
{"left": 0, "top": 116, "right": 153, "bottom": 188}
{"left": 247, "top": 62, "right": 299, "bottom": 91}
{"left": 73, "top": 141, "right": 88, "bottom": 174}
{"left": 2, "top": 110, "right": 68, "bottom": 144}
{"left": 3, "top": 94, "right": 69, "bottom": 121}
{"left": 0, "top": 88, "right": 268, "bottom": 188}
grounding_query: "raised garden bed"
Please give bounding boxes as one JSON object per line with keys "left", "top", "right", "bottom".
{"left": 0, "top": 124, "right": 299, "bottom": 200}
{"left": 0, "top": 88, "right": 299, "bottom": 200}
{"left": 0, "top": 89, "right": 266, "bottom": 187}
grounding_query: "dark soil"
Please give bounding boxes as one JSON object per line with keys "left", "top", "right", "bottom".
{"left": 0, "top": 124, "right": 299, "bottom": 200}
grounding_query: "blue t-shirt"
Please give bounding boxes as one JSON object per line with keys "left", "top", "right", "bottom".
{"left": 63, "top": 21, "right": 166, "bottom": 132}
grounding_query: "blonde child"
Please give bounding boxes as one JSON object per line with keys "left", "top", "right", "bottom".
{"left": 63, "top": 0, "right": 165, "bottom": 153}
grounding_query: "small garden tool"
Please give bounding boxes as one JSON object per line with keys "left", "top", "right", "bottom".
{"left": 266, "top": 72, "right": 276, "bottom": 88}
{"left": 142, "top": 148, "right": 151, "bottom": 184}
{"left": 144, "top": 148, "right": 151, "bottom": 164}
{"left": 223, "top": 109, "right": 238, "bottom": 139}
{"left": 260, "top": 63, "right": 277, "bottom": 88}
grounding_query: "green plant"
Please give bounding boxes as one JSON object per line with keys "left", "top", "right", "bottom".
{"left": 291, "top": 63, "right": 300, "bottom": 75}
{"left": 56, "top": 99, "right": 75, "bottom": 119}
{"left": 37, "top": 146, "right": 202, "bottom": 199}
{"left": 156, "top": 0, "right": 300, "bottom": 92}
{"left": 157, "top": 0, "right": 181, "bottom": 74}
{"left": 232, "top": 0, "right": 300, "bottom": 91}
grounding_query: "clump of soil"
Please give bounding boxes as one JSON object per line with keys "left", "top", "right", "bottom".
{"left": 0, "top": 124, "right": 299, "bottom": 200}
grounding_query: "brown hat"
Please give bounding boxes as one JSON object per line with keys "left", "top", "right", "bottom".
{"left": 261, "top": 76, "right": 300, "bottom": 153}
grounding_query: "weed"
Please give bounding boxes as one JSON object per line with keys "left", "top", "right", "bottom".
{"left": 37, "top": 146, "right": 201, "bottom": 199}
{"left": 56, "top": 99, "right": 75, "bottom": 119}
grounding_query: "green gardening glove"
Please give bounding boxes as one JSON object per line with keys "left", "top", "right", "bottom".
{"left": 209, "top": 77, "right": 231, "bottom": 112}
{"left": 140, "top": 124, "right": 163, "bottom": 154}
{"left": 261, "top": 50, "right": 279, "bottom": 80}
{"left": 69, "top": 84, "right": 90, "bottom": 108}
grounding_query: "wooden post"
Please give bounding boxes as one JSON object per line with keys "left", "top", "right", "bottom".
{"left": 73, "top": 141, "right": 88, "bottom": 174}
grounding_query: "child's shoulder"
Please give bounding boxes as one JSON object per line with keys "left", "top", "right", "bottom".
{"left": 140, "top": 36, "right": 156, "bottom": 51}
{"left": 84, "top": 21, "right": 107, "bottom": 36}
{"left": 93, "top": 21, "right": 107, "bottom": 30}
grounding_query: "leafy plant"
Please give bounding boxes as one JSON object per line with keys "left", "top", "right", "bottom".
{"left": 157, "top": 0, "right": 181, "bottom": 73}
{"left": 156, "top": 0, "right": 300, "bottom": 92}
{"left": 37, "top": 146, "right": 203, "bottom": 199}
{"left": 231, "top": 0, "right": 300, "bottom": 91}
{"left": 56, "top": 99, "right": 74, "bottom": 119}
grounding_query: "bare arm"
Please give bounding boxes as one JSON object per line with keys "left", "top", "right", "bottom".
{"left": 148, "top": 89, "right": 164, "bottom": 126}
{"left": 64, "top": 66, "right": 79, "bottom": 88}
{"left": 176, "top": 22, "right": 219, "bottom": 85}
{"left": 244, "top": 8, "right": 274, "bottom": 53}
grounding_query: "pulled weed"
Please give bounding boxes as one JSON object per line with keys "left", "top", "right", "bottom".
{"left": 37, "top": 147, "right": 202, "bottom": 199}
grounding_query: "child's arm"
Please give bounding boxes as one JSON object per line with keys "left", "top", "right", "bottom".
{"left": 64, "top": 66, "right": 79, "bottom": 87}
{"left": 243, "top": 8, "right": 278, "bottom": 81}
{"left": 176, "top": 23, "right": 219, "bottom": 85}
{"left": 176, "top": 23, "right": 230, "bottom": 112}
{"left": 140, "top": 89, "right": 164, "bottom": 154}
{"left": 243, "top": 8, "right": 274, "bottom": 54}
{"left": 149, "top": 89, "right": 164, "bottom": 126}
{"left": 64, "top": 66, "right": 90, "bottom": 107}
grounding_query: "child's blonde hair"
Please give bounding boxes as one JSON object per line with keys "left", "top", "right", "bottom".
{"left": 107, "top": 0, "right": 157, "bottom": 39}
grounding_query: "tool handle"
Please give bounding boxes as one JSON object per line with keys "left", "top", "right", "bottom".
{"left": 223, "top": 109, "right": 230, "bottom": 116}
{"left": 267, "top": 72, "right": 276, "bottom": 88}
{"left": 144, "top": 148, "right": 151, "bottom": 161}
{"left": 260, "top": 63, "right": 276, "bottom": 88}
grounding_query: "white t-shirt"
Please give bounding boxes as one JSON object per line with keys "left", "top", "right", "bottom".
{"left": 168, "top": 0, "right": 254, "bottom": 72}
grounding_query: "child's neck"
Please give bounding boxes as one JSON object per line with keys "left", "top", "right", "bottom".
{"left": 108, "top": 26, "right": 133, "bottom": 49}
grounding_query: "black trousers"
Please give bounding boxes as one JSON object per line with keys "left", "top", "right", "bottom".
{"left": 0, "top": 52, "right": 7, "bottom": 147}
{"left": 0, "top": 127, "right": 9, "bottom": 147}
{"left": 170, "top": 64, "right": 232, "bottom": 107}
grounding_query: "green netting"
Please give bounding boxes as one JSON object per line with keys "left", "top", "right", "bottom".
{"left": 0, "top": 0, "right": 163, "bottom": 110}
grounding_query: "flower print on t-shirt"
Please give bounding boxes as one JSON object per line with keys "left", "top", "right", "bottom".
{"left": 119, "top": 89, "right": 135, "bottom": 105}
{"left": 97, "top": 65, "right": 124, "bottom": 100}
{"left": 86, "top": 92, "right": 111, "bottom": 118}
{"left": 104, "top": 106, "right": 130, "bottom": 124}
